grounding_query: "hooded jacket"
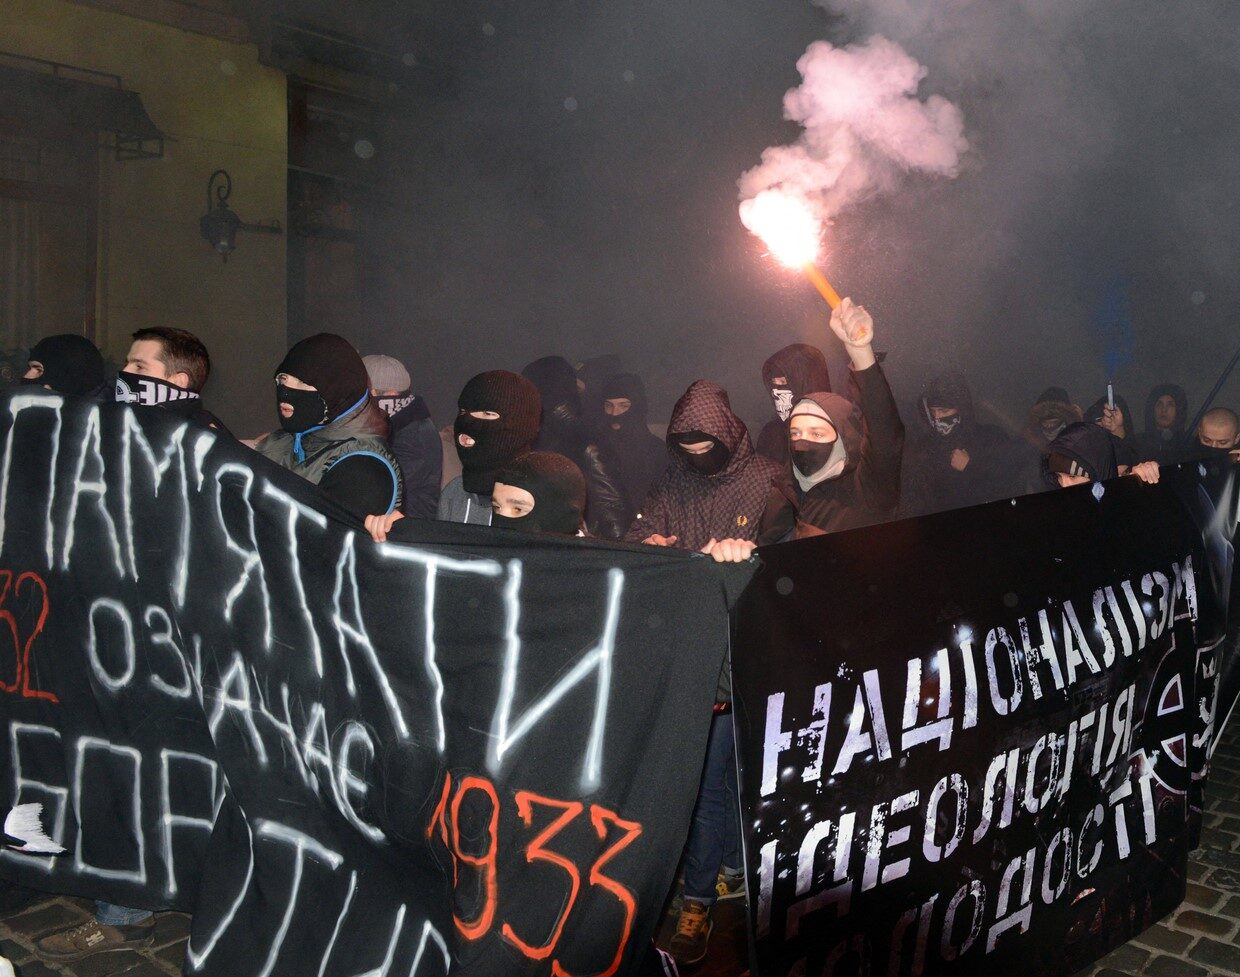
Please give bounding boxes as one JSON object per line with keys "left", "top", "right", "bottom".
{"left": 1023, "top": 388, "right": 1083, "bottom": 450}
{"left": 756, "top": 344, "right": 832, "bottom": 465}
{"left": 901, "top": 372, "right": 1021, "bottom": 517}
{"left": 758, "top": 363, "right": 904, "bottom": 544}
{"left": 1135, "top": 383, "right": 1189, "bottom": 464}
{"left": 625, "top": 381, "right": 779, "bottom": 551}
{"left": 522, "top": 356, "right": 628, "bottom": 539}
{"left": 1045, "top": 421, "right": 1119, "bottom": 484}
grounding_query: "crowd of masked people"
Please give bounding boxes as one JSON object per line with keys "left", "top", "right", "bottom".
{"left": 11, "top": 308, "right": 1240, "bottom": 968}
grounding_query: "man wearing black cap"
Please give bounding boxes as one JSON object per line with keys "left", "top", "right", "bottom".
{"left": 253, "top": 333, "right": 402, "bottom": 519}
{"left": 436, "top": 370, "right": 542, "bottom": 526}
{"left": 23, "top": 334, "right": 107, "bottom": 399}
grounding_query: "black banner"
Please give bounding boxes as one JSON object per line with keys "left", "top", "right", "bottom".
{"left": 733, "top": 466, "right": 1233, "bottom": 976}
{"left": 0, "top": 392, "right": 741, "bottom": 977}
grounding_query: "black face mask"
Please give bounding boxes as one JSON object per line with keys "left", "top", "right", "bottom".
{"left": 792, "top": 441, "right": 837, "bottom": 477}
{"left": 277, "top": 383, "right": 329, "bottom": 434}
{"left": 116, "top": 371, "right": 200, "bottom": 411}
{"left": 376, "top": 392, "right": 415, "bottom": 418}
{"left": 680, "top": 441, "right": 731, "bottom": 477}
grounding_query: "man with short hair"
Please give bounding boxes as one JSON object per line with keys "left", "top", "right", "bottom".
{"left": 114, "top": 326, "right": 230, "bottom": 435}
{"left": 1195, "top": 407, "right": 1240, "bottom": 458}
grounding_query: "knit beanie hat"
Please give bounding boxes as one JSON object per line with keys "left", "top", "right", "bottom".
{"left": 275, "top": 334, "right": 370, "bottom": 419}
{"left": 28, "top": 334, "right": 105, "bottom": 397}
{"left": 362, "top": 354, "right": 411, "bottom": 393}
{"left": 493, "top": 451, "right": 586, "bottom": 535}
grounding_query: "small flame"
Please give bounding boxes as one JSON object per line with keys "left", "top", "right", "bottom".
{"left": 739, "top": 190, "right": 821, "bottom": 268}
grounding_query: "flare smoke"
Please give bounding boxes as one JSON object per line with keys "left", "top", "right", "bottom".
{"left": 739, "top": 36, "right": 968, "bottom": 236}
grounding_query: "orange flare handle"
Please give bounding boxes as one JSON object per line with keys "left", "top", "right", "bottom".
{"left": 803, "top": 263, "right": 842, "bottom": 310}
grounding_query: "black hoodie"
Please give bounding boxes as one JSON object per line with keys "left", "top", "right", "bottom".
{"left": 756, "top": 344, "right": 833, "bottom": 465}
{"left": 758, "top": 362, "right": 904, "bottom": 544}
{"left": 1045, "top": 421, "right": 1119, "bottom": 484}
{"left": 1134, "top": 383, "right": 1189, "bottom": 464}
{"left": 901, "top": 372, "right": 1021, "bottom": 517}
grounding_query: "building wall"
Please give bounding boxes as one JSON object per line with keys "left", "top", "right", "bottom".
{"left": 3, "top": 0, "right": 287, "bottom": 433}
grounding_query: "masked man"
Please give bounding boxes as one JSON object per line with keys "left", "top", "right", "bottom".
{"left": 23, "top": 334, "right": 107, "bottom": 399}
{"left": 254, "top": 333, "right": 402, "bottom": 519}
{"left": 437, "top": 370, "right": 541, "bottom": 525}
{"left": 756, "top": 343, "right": 832, "bottom": 465}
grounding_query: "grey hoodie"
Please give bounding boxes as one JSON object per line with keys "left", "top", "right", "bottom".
{"left": 437, "top": 476, "right": 493, "bottom": 525}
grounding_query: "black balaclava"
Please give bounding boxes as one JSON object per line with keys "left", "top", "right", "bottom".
{"left": 115, "top": 372, "right": 201, "bottom": 413}
{"left": 455, "top": 371, "right": 542, "bottom": 495}
{"left": 672, "top": 430, "right": 731, "bottom": 477}
{"left": 491, "top": 451, "right": 586, "bottom": 535}
{"left": 599, "top": 372, "right": 648, "bottom": 435}
{"left": 26, "top": 335, "right": 105, "bottom": 397}
{"left": 274, "top": 333, "right": 370, "bottom": 435}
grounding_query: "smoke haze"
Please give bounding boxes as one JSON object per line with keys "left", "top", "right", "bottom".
{"left": 355, "top": 0, "right": 1240, "bottom": 437}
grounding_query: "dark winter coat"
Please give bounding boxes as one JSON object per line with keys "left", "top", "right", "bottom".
{"left": 625, "top": 380, "right": 779, "bottom": 551}
{"left": 901, "top": 372, "right": 1022, "bottom": 517}
{"left": 757, "top": 363, "right": 904, "bottom": 544}
{"left": 385, "top": 395, "right": 442, "bottom": 519}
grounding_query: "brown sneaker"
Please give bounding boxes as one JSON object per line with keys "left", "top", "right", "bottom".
{"left": 668, "top": 899, "right": 713, "bottom": 966}
{"left": 35, "top": 917, "right": 154, "bottom": 960}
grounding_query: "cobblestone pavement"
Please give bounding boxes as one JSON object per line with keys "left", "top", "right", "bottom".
{"left": 3, "top": 723, "right": 1238, "bottom": 977}
{"left": 653, "top": 718, "right": 1240, "bottom": 976}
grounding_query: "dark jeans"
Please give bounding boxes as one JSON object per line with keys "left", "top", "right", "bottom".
{"left": 682, "top": 713, "right": 742, "bottom": 904}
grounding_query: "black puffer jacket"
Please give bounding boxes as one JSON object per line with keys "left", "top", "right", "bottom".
{"left": 901, "top": 372, "right": 1022, "bottom": 517}
{"left": 758, "top": 363, "right": 904, "bottom": 544}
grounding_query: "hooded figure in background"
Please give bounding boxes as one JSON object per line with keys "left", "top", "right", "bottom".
{"left": 438, "top": 370, "right": 541, "bottom": 526}
{"left": 575, "top": 353, "right": 623, "bottom": 430}
{"left": 491, "top": 451, "right": 587, "bottom": 536}
{"left": 901, "top": 371, "right": 1020, "bottom": 517}
{"left": 255, "top": 333, "right": 402, "bottom": 519}
{"left": 596, "top": 372, "right": 667, "bottom": 527}
{"left": 1135, "top": 383, "right": 1189, "bottom": 464}
{"left": 363, "top": 354, "right": 441, "bottom": 519}
{"left": 521, "top": 355, "right": 627, "bottom": 539}
{"left": 23, "top": 334, "right": 107, "bottom": 399}
{"left": 756, "top": 299, "right": 904, "bottom": 544}
{"left": 1021, "top": 387, "right": 1084, "bottom": 492}
{"left": 756, "top": 343, "right": 832, "bottom": 465}
{"left": 625, "top": 380, "right": 778, "bottom": 551}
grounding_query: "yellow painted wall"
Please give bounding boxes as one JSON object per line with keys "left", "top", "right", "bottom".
{"left": 3, "top": 0, "right": 287, "bottom": 433}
